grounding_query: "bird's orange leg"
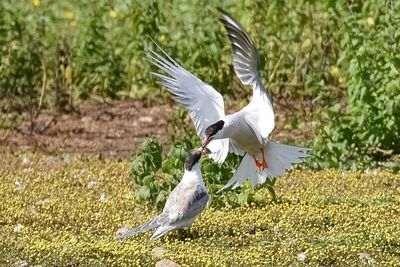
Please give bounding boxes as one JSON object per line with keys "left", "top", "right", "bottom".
{"left": 261, "top": 148, "right": 269, "bottom": 169}
{"left": 254, "top": 149, "right": 269, "bottom": 172}
{"left": 254, "top": 156, "right": 263, "bottom": 171}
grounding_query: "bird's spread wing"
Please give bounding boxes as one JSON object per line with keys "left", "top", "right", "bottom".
{"left": 219, "top": 9, "right": 260, "bottom": 87}
{"left": 219, "top": 9, "right": 275, "bottom": 141}
{"left": 148, "top": 46, "right": 229, "bottom": 163}
{"left": 165, "top": 182, "right": 208, "bottom": 224}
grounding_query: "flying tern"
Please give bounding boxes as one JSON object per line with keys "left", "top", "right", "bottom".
{"left": 117, "top": 148, "right": 209, "bottom": 240}
{"left": 148, "top": 9, "right": 309, "bottom": 190}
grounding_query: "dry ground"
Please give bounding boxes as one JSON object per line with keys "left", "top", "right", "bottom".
{"left": 0, "top": 100, "right": 313, "bottom": 158}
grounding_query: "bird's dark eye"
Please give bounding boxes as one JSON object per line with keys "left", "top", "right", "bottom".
{"left": 205, "top": 120, "right": 225, "bottom": 137}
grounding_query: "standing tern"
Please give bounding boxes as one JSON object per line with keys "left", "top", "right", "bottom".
{"left": 148, "top": 9, "right": 309, "bottom": 190}
{"left": 117, "top": 148, "right": 209, "bottom": 240}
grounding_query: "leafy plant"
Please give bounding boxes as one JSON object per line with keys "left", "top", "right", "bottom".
{"left": 131, "top": 137, "right": 270, "bottom": 209}
{"left": 74, "top": 1, "right": 127, "bottom": 100}
{"left": 313, "top": 1, "right": 400, "bottom": 170}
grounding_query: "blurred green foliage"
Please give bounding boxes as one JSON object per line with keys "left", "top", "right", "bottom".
{"left": 313, "top": 1, "right": 400, "bottom": 170}
{"left": 0, "top": 0, "right": 399, "bottom": 168}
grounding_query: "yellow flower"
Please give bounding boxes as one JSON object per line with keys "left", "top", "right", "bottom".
{"left": 32, "top": 0, "right": 40, "bottom": 7}
{"left": 338, "top": 77, "right": 345, "bottom": 84}
{"left": 64, "top": 11, "right": 75, "bottom": 20}
{"left": 159, "top": 34, "right": 166, "bottom": 42}
{"left": 367, "top": 17, "right": 374, "bottom": 27}
{"left": 109, "top": 10, "right": 117, "bottom": 18}
{"left": 330, "top": 66, "right": 340, "bottom": 76}
{"left": 69, "top": 20, "right": 77, "bottom": 27}
{"left": 64, "top": 66, "right": 72, "bottom": 82}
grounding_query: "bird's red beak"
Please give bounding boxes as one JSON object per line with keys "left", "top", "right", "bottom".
{"left": 202, "top": 136, "right": 212, "bottom": 150}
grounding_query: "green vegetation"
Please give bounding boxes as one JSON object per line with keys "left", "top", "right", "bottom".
{"left": 1, "top": 152, "right": 399, "bottom": 266}
{"left": 131, "top": 138, "right": 267, "bottom": 209}
{"left": 1, "top": 0, "right": 399, "bottom": 168}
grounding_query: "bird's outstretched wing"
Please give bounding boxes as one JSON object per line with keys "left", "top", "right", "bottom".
{"left": 218, "top": 8, "right": 260, "bottom": 87}
{"left": 147, "top": 45, "right": 229, "bottom": 163}
{"left": 219, "top": 9, "right": 275, "bottom": 142}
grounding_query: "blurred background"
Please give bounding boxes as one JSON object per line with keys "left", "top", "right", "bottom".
{"left": 1, "top": 0, "right": 399, "bottom": 171}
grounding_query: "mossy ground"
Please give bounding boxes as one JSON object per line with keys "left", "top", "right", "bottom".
{"left": 1, "top": 152, "right": 399, "bottom": 266}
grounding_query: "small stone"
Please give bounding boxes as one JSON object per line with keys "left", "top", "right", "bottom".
{"left": 87, "top": 179, "right": 98, "bottom": 189}
{"left": 22, "top": 156, "right": 30, "bottom": 166}
{"left": 357, "top": 252, "right": 374, "bottom": 265}
{"left": 139, "top": 116, "right": 153, "bottom": 123}
{"left": 155, "top": 259, "right": 180, "bottom": 267}
{"left": 13, "top": 260, "right": 29, "bottom": 267}
{"left": 152, "top": 247, "right": 168, "bottom": 257}
{"left": 81, "top": 116, "right": 93, "bottom": 122}
{"left": 15, "top": 181, "right": 23, "bottom": 191}
{"left": 100, "top": 193, "right": 107, "bottom": 202}
{"left": 14, "top": 223, "right": 23, "bottom": 233}
{"left": 297, "top": 252, "right": 308, "bottom": 263}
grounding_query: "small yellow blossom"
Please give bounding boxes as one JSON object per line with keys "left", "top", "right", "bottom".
{"left": 69, "top": 20, "right": 77, "bottom": 27}
{"left": 64, "top": 11, "right": 75, "bottom": 20}
{"left": 367, "top": 16, "right": 375, "bottom": 27}
{"left": 159, "top": 34, "right": 166, "bottom": 42}
{"left": 330, "top": 66, "right": 340, "bottom": 76}
{"left": 32, "top": 0, "right": 40, "bottom": 7}
{"left": 109, "top": 9, "right": 117, "bottom": 18}
{"left": 338, "top": 77, "right": 345, "bottom": 84}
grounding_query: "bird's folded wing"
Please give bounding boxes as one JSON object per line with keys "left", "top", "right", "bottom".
{"left": 148, "top": 46, "right": 229, "bottom": 163}
{"left": 167, "top": 184, "right": 208, "bottom": 224}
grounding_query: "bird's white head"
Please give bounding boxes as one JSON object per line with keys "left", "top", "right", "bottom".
{"left": 202, "top": 120, "right": 225, "bottom": 148}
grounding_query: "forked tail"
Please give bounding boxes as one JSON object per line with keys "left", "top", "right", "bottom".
{"left": 219, "top": 142, "right": 310, "bottom": 191}
{"left": 116, "top": 217, "right": 159, "bottom": 240}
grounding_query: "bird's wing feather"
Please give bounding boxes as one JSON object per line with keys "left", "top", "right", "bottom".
{"left": 148, "top": 46, "right": 229, "bottom": 163}
{"left": 219, "top": 9, "right": 259, "bottom": 86}
{"left": 166, "top": 183, "right": 208, "bottom": 224}
{"left": 219, "top": 10, "right": 275, "bottom": 140}
{"left": 220, "top": 10, "right": 260, "bottom": 85}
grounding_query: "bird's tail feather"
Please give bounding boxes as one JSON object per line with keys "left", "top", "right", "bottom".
{"left": 117, "top": 217, "right": 159, "bottom": 240}
{"left": 263, "top": 142, "right": 309, "bottom": 178}
{"left": 218, "top": 153, "right": 264, "bottom": 192}
{"left": 219, "top": 142, "right": 309, "bottom": 191}
{"left": 150, "top": 225, "right": 174, "bottom": 240}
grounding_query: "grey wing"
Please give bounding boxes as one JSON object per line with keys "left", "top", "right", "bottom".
{"left": 165, "top": 184, "right": 209, "bottom": 224}
{"left": 219, "top": 8, "right": 260, "bottom": 86}
{"left": 180, "top": 188, "right": 209, "bottom": 221}
{"left": 147, "top": 45, "right": 230, "bottom": 164}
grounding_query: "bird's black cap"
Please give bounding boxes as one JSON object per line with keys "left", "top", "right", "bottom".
{"left": 184, "top": 148, "right": 202, "bottom": 171}
{"left": 204, "top": 120, "right": 225, "bottom": 138}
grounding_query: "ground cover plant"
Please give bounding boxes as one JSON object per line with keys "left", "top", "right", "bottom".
{"left": 1, "top": 152, "right": 399, "bottom": 266}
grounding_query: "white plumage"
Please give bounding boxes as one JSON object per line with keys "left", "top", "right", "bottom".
{"left": 148, "top": 10, "right": 310, "bottom": 190}
{"left": 117, "top": 148, "right": 209, "bottom": 240}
